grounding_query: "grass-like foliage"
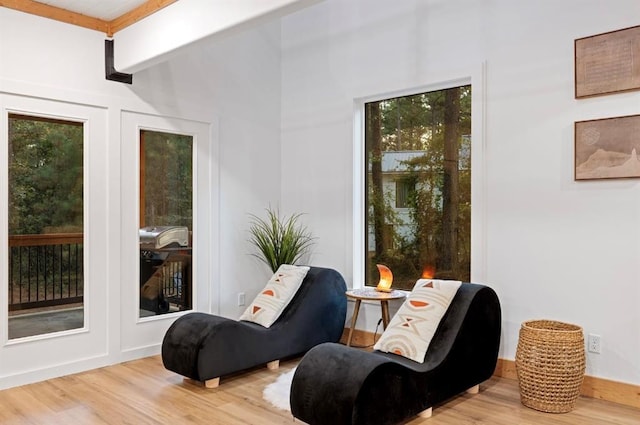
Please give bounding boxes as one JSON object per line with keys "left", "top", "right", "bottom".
{"left": 248, "top": 207, "right": 315, "bottom": 272}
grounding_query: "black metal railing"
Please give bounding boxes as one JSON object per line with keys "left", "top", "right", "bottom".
{"left": 160, "top": 260, "right": 185, "bottom": 300}
{"left": 8, "top": 233, "right": 83, "bottom": 312}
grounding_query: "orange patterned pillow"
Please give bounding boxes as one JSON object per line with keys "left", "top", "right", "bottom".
{"left": 373, "top": 279, "right": 461, "bottom": 362}
{"left": 239, "top": 264, "right": 310, "bottom": 328}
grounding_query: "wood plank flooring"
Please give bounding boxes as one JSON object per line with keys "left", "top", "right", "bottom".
{"left": 0, "top": 355, "right": 638, "bottom": 424}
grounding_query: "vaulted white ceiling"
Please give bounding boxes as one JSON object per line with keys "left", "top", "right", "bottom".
{"left": 31, "top": 0, "right": 149, "bottom": 20}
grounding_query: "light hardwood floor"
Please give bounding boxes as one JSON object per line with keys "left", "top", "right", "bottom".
{"left": 0, "top": 356, "right": 638, "bottom": 425}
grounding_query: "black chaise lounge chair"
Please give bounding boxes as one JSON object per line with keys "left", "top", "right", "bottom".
{"left": 161, "top": 266, "right": 347, "bottom": 388}
{"left": 290, "top": 282, "right": 501, "bottom": 425}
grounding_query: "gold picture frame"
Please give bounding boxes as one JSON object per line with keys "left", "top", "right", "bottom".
{"left": 575, "top": 25, "right": 640, "bottom": 98}
{"left": 575, "top": 114, "right": 640, "bottom": 180}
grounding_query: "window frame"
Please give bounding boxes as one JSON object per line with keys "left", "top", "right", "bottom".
{"left": 0, "top": 93, "right": 110, "bottom": 374}
{"left": 138, "top": 128, "right": 194, "bottom": 317}
{"left": 7, "top": 113, "right": 85, "bottom": 335}
{"left": 352, "top": 71, "right": 486, "bottom": 290}
{"left": 119, "top": 110, "right": 214, "bottom": 361}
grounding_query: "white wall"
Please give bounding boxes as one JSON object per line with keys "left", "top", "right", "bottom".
{"left": 2, "top": 0, "right": 639, "bottom": 390}
{"left": 280, "top": 0, "right": 640, "bottom": 385}
{"left": 152, "top": 22, "right": 285, "bottom": 318}
{"left": 0, "top": 7, "right": 282, "bottom": 387}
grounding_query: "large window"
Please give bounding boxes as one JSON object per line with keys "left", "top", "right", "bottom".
{"left": 138, "top": 130, "right": 193, "bottom": 317}
{"left": 7, "top": 114, "right": 84, "bottom": 338}
{"left": 365, "top": 85, "right": 471, "bottom": 290}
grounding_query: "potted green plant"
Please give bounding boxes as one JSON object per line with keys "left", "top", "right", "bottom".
{"left": 248, "top": 207, "right": 315, "bottom": 272}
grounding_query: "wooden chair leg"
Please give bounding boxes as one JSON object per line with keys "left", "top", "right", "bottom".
{"left": 267, "top": 360, "right": 280, "bottom": 370}
{"left": 418, "top": 407, "right": 432, "bottom": 418}
{"left": 205, "top": 377, "right": 220, "bottom": 388}
{"left": 466, "top": 384, "right": 479, "bottom": 394}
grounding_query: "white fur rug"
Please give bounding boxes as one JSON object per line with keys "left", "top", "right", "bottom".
{"left": 263, "top": 368, "right": 296, "bottom": 411}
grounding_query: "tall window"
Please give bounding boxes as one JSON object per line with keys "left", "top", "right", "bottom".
{"left": 139, "top": 130, "right": 193, "bottom": 316}
{"left": 7, "top": 114, "right": 84, "bottom": 338}
{"left": 365, "top": 86, "right": 471, "bottom": 290}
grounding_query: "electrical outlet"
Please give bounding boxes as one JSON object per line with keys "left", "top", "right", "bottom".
{"left": 588, "top": 333, "right": 601, "bottom": 354}
{"left": 238, "top": 292, "right": 246, "bottom": 306}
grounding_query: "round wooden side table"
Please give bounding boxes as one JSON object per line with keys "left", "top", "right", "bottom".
{"left": 345, "top": 288, "right": 405, "bottom": 346}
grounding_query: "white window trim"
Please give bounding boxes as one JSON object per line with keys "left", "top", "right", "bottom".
{"left": 0, "top": 93, "right": 110, "bottom": 390}
{"left": 119, "top": 111, "right": 214, "bottom": 359}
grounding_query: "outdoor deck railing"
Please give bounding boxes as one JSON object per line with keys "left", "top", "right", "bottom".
{"left": 8, "top": 233, "right": 83, "bottom": 312}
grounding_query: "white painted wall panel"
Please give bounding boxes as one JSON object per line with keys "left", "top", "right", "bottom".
{"left": 0, "top": 95, "right": 109, "bottom": 390}
{"left": 280, "top": 0, "right": 640, "bottom": 385}
{"left": 168, "top": 23, "right": 285, "bottom": 318}
{"left": 0, "top": 6, "right": 283, "bottom": 387}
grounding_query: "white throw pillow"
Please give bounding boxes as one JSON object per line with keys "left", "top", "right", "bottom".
{"left": 239, "top": 264, "right": 310, "bottom": 328}
{"left": 373, "top": 279, "right": 461, "bottom": 363}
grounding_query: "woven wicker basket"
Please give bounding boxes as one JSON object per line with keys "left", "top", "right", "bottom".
{"left": 515, "top": 320, "right": 586, "bottom": 413}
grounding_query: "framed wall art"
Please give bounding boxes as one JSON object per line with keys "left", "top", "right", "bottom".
{"left": 575, "top": 114, "right": 640, "bottom": 180}
{"left": 575, "top": 25, "right": 640, "bottom": 98}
